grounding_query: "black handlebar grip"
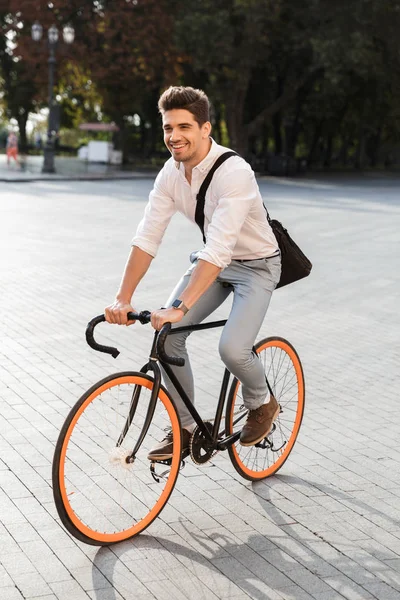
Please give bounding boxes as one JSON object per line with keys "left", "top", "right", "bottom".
{"left": 127, "top": 310, "right": 152, "bottom": 324}
{"left": 86, "top": 311, "right": 152, "bottom": 358}
{"left": 86, "top": 315, "right": 120, "bottom": 358}
{"left": 156, "top": 323, "right": 185, "bottom": 367}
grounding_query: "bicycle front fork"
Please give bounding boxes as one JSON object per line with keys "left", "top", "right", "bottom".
{"left": 116, "top": 360, "right": 161, "bottom": 464}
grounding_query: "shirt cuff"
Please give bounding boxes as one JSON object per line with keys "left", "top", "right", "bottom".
{"left": 197, "top": 246, "right": 231, "bottom": 269}
{"left": 131, "top": 238, "right": 158, "bottom": 258}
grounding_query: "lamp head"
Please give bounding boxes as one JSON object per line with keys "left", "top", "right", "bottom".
{"left": 48, "top": 24, "right": 59, "bottom": 44}
{"left": 63, "top": 25, "right": 75, "bottom": 44}
{"left": 31, "top": 22, "right": 43, "bottom": 42}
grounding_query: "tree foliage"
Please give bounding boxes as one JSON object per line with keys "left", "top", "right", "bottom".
{"left": 1, "top": 0, "right": 399, "bottom": 168}
{"left": 176, "top": 0, "right": 400, "bottom": 166}
{"left": 0, "top": 1, "right": 38, "bottom": 147}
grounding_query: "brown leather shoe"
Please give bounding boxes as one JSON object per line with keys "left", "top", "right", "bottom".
{"left": 147, "top": 428, "right": 192, "bottom": 461}
{"left": 240, "top": 396, "right": 280, "bottom": 446}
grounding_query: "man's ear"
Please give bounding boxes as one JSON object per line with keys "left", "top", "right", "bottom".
{"left": 202, "top": 121, "right": 212, "bottom": 138}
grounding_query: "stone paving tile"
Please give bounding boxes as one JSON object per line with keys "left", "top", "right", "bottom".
{"left": 375, "top": 569, "right": 400, "bottom": 593}
{"left": 280, "top": 586, "right": 316, "bottom": 600}
{"left": 10, "top": 572, "right": 53, "bottom": 598}
{"left": 0, "top": 566, "right": 14, "bottom": 588}
{"left": 49, "top": 580, "right": 89, "bottom": 600}
{"left": 1, "top": 176, "right": 400, "bottom": 600}
{"left": 362, "top": 581, "right": 400, "bottom": 600}
{"left": 1, "top": 587, "right": 25, "bottom": 600}
{"left": 234, "top": 578, "right": 285, "bottom": 600}
{"left": 312, "top": 592, "right": 347, "bottom": 600}
{"left": 29, "top": 596, "right": 59, "bottom": 600}
{"left": 30, "top": 597, "right": 63, "bottom": 600}
{"left": 86, "top": 591, "right": 125, "bottom": 600}
{"left": 323, "top": 576, "right": 377, "bottom": 600}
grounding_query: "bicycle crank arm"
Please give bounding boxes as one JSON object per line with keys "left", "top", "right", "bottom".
{"left": 217, "top": 431, "right": 241, "bottom": 451}
{"left": 256, "top": 439, "right": 287, "bottom": 452}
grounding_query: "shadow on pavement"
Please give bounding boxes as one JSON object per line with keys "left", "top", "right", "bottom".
{"left": 91, "top": 526, "right": 291, "bottom": 600}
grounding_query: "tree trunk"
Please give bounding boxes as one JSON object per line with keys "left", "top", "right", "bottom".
{"left": 17, "top": 111, "right": 29, "bottom": 152}
{"left": 225, "top": 87, "right": 248, "bottom": 155}
{"left": 307, "top": 120, "right": 323, "bottom": 166}
{"left": 246, "top": 67, "right": 324, "bottom": 139}
{"left": 139, "top": 114, "right": 146, "bottom": 156}
{"left": 146, "top": 87, "right": 163, "bottom": 158}
{"left": 355, "top": 128, "right": 365, "bottom": 169}
{"left": 273, "top": 112, "right": 282, "bottom": 154}
{"left": 368, "top": 124, "right": 383, "bottom": 167}
{"left": 286, "top": 94, "right": 304, "bottom": 158}
{"left": 148, "top": 111, "right": 159, "bottom": 158}
{"left": 323, "top": 133, "right": 333, "bottom": 168}
{"left": 272, "top": 75, "right": 284, "bottom": 154}
{"left": 114, "top": 120, "right": 129, "bottom": 164}
{"left": 213, "top": 105, "right": 223, "bottom": 145}
{"left": 338, "top": 135, "right": 350, "bottom": 166}
{"left": 354, "top": 101, "right": 367, "bottom": 169}
{"left": 261, "top": 123, "right": 269, "bottom": 155}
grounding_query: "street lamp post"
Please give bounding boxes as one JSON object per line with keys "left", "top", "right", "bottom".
{"left": 31, "top": 22, "right": 75, "bottom": 174}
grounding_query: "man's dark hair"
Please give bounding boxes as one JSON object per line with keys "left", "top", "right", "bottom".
{"left": 158, "top": 86, "right": 210, "bottom": 126}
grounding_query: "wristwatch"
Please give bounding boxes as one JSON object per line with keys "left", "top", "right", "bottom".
{"left": 172, "top": 299, "right": 189, "bottom": 315}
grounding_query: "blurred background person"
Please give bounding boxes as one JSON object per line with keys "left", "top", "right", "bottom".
{"left": 6, "top": 131, "right": 20, "bottom": 167}
{"left": 34, "top": 131, "right": 42, "bottom": 150}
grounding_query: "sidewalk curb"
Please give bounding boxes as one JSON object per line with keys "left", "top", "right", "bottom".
{"left": 0, "top": 173, "right": 157, "bottom": 183}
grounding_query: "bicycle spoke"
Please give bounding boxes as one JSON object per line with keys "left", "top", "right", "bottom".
{"left": 56, "top": 376, "right": 180, "bottom": 540}
{"left": 227, "top": 338, "right": 304, "bottom": 480}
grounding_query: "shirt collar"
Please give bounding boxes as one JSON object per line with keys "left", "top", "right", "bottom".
{"left": 174, "top": 138, "right": 221, "bottom": 174}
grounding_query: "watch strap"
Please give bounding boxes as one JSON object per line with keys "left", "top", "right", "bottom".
{"left": 172, "top": 299, "right": 189, "bottom": 315}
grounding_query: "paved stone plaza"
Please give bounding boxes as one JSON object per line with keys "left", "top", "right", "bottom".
{"left": 1, "top": 173, "right": 399, "bottom": 600}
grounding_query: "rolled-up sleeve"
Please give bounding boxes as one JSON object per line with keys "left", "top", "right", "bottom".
{"left": 198, "top": 168, "right": 257, "bottom": 268}
{"left": 131, "top": 168, "right": 177, "bottom": 257}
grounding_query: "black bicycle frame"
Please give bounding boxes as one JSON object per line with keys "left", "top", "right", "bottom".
{"left": 123, "top": 320, "right": 236, "bottom": 461}
{"left": 164, "top": 320, "right": 275, "bottom": 441}
{"left": 116, "top": 318, "right": 274, "bottom": 461}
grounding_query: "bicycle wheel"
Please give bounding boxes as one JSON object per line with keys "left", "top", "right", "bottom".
{"left": 52, "top": 372, "right": 181, "bottom": 545}
{"left": 226, "top": 337, "right": 304, "bottom": 481}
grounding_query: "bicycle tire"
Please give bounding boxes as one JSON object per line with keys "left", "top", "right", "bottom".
{"left": 52, "top": 371, "right": 182, "bottom": 545}
{"left": 226, "top": 337, "right": 305, "bottom": 481}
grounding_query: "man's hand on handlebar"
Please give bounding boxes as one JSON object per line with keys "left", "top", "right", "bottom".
{"left": 105, "top": 300, "right": 137, "bottom": 326}
{"left": 151, "top": 307, "right": 184, "bottom": 331}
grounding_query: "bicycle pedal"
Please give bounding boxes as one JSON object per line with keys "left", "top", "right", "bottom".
{"left": 151, "top": 458, "right": 172, "bottom": 466}
{"left": 149, "top": 455, "right": 187, "bottom": 483}
{"left": 149, "top": 459, "right": 172, "bottom": 483}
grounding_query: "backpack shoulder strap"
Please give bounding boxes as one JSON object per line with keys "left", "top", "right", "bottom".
{"left": 195, "top": 151, "right": 238, "bottom": 243}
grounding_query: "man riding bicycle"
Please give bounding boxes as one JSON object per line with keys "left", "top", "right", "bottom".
{"left": 105, "top": 86, "right": 281, "bottom": 460}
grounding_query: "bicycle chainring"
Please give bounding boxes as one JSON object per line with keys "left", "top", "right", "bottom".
{"left": 190, "top": 422, "right": 218, "bottom": 465}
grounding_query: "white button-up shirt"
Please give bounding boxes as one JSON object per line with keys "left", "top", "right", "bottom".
{"left": 132, "top": 139, "right": 279, "bottom": 269}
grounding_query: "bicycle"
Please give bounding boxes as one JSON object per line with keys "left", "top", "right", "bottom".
{"left": 52, "top": 311, "right": 305, "bottom": 546}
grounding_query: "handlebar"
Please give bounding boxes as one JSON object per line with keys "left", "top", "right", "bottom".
{"left": 156, "top": 323, "right": 185, "bottom": 367}
{"left": 85, "top": 311, "right": 185, "bottom": 366}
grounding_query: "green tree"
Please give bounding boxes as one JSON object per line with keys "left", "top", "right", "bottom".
{"left": 11, "top": 0, "right": 182, "bottom": 160}
{"left": 176, "top": 0, "right": 400, "bottom": 168}
{"left": 176, "top": 0, "right": 327, "bottom": 155}
{"left": 0, "top": 2, "right": 38, "bottom": 148}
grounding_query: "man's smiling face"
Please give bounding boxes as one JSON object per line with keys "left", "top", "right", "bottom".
{"left": 162, "top": 109, "right": 211, "bottom": 166}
